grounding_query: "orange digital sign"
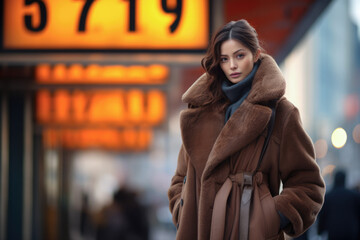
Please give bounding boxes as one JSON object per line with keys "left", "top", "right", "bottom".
{"left": 37, "top": 89, "right": 166, "bottom": 151}
{"left": 36, "top": 89, "right": 166, "bottom": 126}
{"left": 43, "top": 127, "right": 153, "bottom": 151}
{"left": 35, "top": 62, "right": 168, "bottom": 151}
{"left": 36, "top": 64, "right": 169, "bottom": 84}
{"left": 3, "top": 0, "right": 209, "bottom": 50}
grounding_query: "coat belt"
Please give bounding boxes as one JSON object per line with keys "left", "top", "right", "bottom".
{"left": 210, "top": 172, "right": 264, "bottom": 240}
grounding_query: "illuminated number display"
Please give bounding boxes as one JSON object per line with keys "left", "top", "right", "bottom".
{"left": 37, "top": 89, "right": 166, "bottom": 150}
{"left": 3, "top": 0, "right": 209, "bottom": 50}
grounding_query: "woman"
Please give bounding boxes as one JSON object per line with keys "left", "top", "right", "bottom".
{"left": 168, "top": 20, "right": 325, "bottom": 240}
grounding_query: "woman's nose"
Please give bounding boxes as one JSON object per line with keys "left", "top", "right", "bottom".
{"left": 230, "top": 59, "right": 237, "bottom": 70}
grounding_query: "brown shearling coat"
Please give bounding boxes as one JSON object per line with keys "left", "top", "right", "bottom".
{"left": 168, "top": 54, "right": 325, "bottom": 240}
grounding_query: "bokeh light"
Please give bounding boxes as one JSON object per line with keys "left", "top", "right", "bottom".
{"left": 344, "top": 94, "right": 360, "bottom": 120}
{"left": 314, "top": 139, "right": 328, "bottom": 159}
{"left": 322, "top": 164, "right": 336, "bottom": 177}
{"left": 331, "top": 127, "right": 347, "bottom": 148}
{"left": 353, "top": 124, "right": 360, "bottom": 144}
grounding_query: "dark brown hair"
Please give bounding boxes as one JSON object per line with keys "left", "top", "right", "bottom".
{"left": 201, "top": 19, "right": 262, "bottom": 107}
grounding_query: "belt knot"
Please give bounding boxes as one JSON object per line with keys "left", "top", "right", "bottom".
{"left": 228, "top": 172, "right": 263, "bottom": 187}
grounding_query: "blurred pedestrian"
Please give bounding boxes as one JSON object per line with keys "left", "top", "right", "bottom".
{"left": 80, "top": 192, "right": 93, "bottom": 238}
{"left": 318, "top": 170, "right": 360, "bottom": 240}
{"left": 95, "top": 187, "right": 149, "bottom": 240}
{"left": 168, "top": 19, "right": 325, "bottom": 240}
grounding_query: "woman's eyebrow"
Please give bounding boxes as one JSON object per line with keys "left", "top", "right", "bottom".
{"left": 221, "top": 49, "right": 245, "bottom": 57}
{"left": 233, "top": 49, "right": 245, "bottom": 54}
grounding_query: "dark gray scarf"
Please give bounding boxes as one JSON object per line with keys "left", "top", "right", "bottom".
{"left": 222, "top": 60, "right": 260, "bottom": 122}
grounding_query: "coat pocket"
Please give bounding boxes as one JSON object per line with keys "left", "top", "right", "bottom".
{"left": 260, "top": 191, "right": 281, "bottom": 239}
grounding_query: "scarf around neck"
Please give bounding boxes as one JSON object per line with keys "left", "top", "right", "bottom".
{"left": 222, "top": 60, "right": 261, "bottom": 122}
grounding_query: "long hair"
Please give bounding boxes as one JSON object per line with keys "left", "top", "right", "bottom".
{"left": 201, "top": 19, "right": 263, "bottom": 107}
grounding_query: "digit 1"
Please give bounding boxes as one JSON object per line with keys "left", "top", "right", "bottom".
{"left": 78, "top": 0, "right": 95, "bottom": 32}
{"left": 124, "top": 0, "right": 136, "bottom": 31}
{"left": 24, "top": 0, "right": 47, "bottom": 32}
{"left": 161, "top": 0, "right": 182, "bottom": 33}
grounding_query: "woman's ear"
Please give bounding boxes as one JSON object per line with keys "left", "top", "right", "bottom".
{"left": 254, "top": 49, "right": 261, "bottom": 62}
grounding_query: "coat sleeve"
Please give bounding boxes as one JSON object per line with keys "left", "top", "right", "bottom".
{"left": 273, "top": 107, "right": 325, "bottom": 237}
{"left": 168, "top": 144, "right": 188, "bottom": 226}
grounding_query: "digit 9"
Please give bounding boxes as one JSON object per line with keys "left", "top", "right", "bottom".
{"left": 161, "top": 0, "right": 182, "bottom": 33}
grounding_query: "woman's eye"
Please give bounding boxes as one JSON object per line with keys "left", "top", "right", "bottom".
{"left": 236, "top": 54, "right": 244, "bottom": 59}
{"left": 220, "top": 57, "right": 228, "bottom": 62}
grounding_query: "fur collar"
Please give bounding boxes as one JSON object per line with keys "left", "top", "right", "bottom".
{"left": 180, "top": 54, "right": 286, "bottom": 181}
{"left": 182, "top": 54, "right": 286, "bottom": 106}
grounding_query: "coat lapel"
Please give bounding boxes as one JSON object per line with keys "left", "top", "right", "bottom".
{"left": 202, "top": 100, "right": 272, "bottom": 180}
{"left": 180, "top": 106, "right": 225, "bottom": 176}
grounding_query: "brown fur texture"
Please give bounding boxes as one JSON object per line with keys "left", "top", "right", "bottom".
{"left": 168, "top": 54, "right": 325, "bottom": 240}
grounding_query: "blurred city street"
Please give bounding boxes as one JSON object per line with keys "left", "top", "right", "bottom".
{"left": 0, "top": 0, "right": 360, "bottom": 239}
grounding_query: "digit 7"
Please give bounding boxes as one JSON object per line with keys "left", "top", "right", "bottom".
{"left": 78, "top": 0, "right": 95, "bottom": 32}
{"left": 161, "top": 0, "right": 182, "bottom": 33}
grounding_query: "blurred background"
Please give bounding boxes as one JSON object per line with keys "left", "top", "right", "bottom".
{"left": 0, "top": 0, "right": 359, "bottom": 239}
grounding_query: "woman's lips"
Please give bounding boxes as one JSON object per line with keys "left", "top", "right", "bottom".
{"left": 230, "top": 72, "right": 241, "bottom": 78}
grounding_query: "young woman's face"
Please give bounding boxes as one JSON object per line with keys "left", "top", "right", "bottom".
{"left": 219, "top": 39, "right": 259, "bottom": 84}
